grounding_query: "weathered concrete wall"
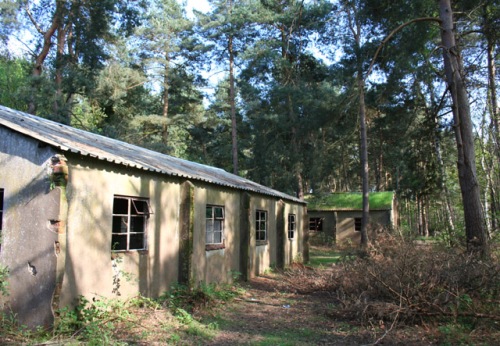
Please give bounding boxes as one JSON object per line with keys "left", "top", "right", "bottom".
{"left": 308, "top": 211, "right": 336, "bottom": 241}
{"left": 192, "top": 183, "right": 241, "bottom": 284}
{"left": 248, "top": 196, "right": 277, "bottom": 277}
{"left": 0, "top": 127, "right": 59, "bottom": 328}
{"left": 283, "top": 202, "right": 306, "bottom": 266}
{"left": 1, "top": 126, "right": 309, "bottom": 327}
{"left": 60, "top": 153, "right": 182, "bottom": 307}
{"left": 308, "top": 209, "right": 392, "bottom": 246}
{"left": 336, "top": 210, "right": 391, "bottom": 245}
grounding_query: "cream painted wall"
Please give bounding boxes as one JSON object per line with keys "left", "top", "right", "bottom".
{"left": 248, "top": 196, "right": 277, "bottom": 277}
{"left": 192, "top": 184, "right": 241, "bottom": 284}
{"left": 61, "top": 154, "right": 181, "bottom": 306}
{"left": 283, "top": 203, "right": 305, "bottom": 265}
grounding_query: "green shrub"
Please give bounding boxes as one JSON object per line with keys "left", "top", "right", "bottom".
{"left": 0, "top": 265, "right": 9, "bottom": 297}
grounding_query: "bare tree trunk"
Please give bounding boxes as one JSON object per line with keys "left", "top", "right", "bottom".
{"left": 54, "top": 21, "right": 67, "bottom": 120}
{"left": 162, "top": 53, "right": 170, "bottom": 146}
{"left": 486, "top": 14, "right": 499, "bottom": 152}
{"left": 423, "top": 196, "right": 429, "bottom": 237}
{"left": 485, "top": 9, "right": 499, "bottom": 235}
{"left": 358, "top": 74, "right": 369, "bottom": 248}
{"left": 417, "top": 195, "right": 423, "bottom": 236}
{"left": 438, "top": 0, "right": 487, "bottom": 256}
{"left": 229, "top": 34, "right": 238, "bottom": 175}
{"left": 296, "top": 172, "right": 304, "bottom": 199}
{"left": 345, "top": 1, "right": 369, "bottom": 248}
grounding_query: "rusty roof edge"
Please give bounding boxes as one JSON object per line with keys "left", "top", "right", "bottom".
{"left": 0, "top": 105, "right": 305, "bottom": 204}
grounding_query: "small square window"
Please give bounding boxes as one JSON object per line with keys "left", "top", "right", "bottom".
{"left": 309, "top": 217, "right": 323, "bottom": 232}
{"left": 288, "top": 214, "right": 296, "bottom": 239}
{"left": 206, "top": 205, "right": 224, "bottom": 245}
{"left": 354, "top": 218, "right": 362, "bottom": 232}
{"left": 256, "top": 210, "right": 267, "bottom": 241}
{"left": 111, "top": 196, "right": 151, "bottom": 252}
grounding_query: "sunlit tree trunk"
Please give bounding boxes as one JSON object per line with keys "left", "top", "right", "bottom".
{"left": 439, "top": 0, "right": 488, "bottom": 256}
{"left": 54, "top": 19, "right": 67, "bottom": 120}
{"left": 26, "top": 1, "right": 61, "bottom": 114}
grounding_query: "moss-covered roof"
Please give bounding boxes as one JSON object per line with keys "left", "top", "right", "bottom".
{"left": 305, "top": 191, "right": 394, "bottom": 211}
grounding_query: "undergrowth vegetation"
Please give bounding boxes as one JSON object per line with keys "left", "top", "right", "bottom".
{"left": 1, "top": 237, "right": 499, "bottom": 345}
{"left": 0, "top": 282, "right": 243, "bottom": 345}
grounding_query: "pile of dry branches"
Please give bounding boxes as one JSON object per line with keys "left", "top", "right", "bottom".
{"left": 328, "top": 234, "right": 500, "bottom": 326}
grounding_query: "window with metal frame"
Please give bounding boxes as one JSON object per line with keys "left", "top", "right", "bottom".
{"left": 111, "top": 196, "right": 151, "bottom": 251}
{"left": 206, "top": 205, "right": 224, "bottom": 245}
{"left": 256, "top": 210, "right": 267, "bottom": 241}
{"left": 288, "top": 214, "right": 296, "bottom": 239}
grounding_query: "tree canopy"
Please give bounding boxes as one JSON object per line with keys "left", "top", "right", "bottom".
{"left": 1, "top": 0, "right": 499, "bottom": 252}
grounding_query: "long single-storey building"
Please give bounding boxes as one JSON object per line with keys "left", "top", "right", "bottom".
{"left": 0, "top": 105, "right": 307, "bottom": 328}
{"left": 307, "top": 192, "right": 397, "bottom": 245}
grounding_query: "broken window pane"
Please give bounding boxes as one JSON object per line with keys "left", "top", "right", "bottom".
{"left": 111, "top": 234, "right": 127, "bottom": 251}
{"left": 129, "top": 233, "right": 145, "bottom": 250}
{"left": 113, "top": 197, "right": 128, "bottom": 215}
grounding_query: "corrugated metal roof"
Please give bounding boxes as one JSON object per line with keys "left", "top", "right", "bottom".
{"left": 0, "top": 105, "right": 305, "bottom": 204}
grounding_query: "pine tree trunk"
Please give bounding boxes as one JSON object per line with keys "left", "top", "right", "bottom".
{"left": 26, "top": 2, "right": 61, "bottom": 115}
{"left": 229, "top": 34, "right": 238, "bottom": 175}
{"left": 162, "top": 53, "right": 170, "bottom": 146}
{"left": 438, "top": 0, "right": 488, "bottom": 256}
{"left": 358, "top": 73, "right": 369, "bottom": 248}
{"left": 54, "top": 22, "right": 67, "bottom": 121}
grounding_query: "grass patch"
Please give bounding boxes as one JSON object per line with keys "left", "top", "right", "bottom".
{"left": 254, "top": 327, "right": 328, "bottom": 346}
{"left": 308, "top": 246, "right": 354, "bottom": 268}
{"left": 308, "top": 254, "right": 342, "bottom": 267}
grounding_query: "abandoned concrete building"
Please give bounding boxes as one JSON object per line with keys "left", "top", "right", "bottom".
{"left": 0, "top": 105, "right": 307, "bottom": 328}
{"left": 307, "top": 192, "right": 398, "bottom": 245}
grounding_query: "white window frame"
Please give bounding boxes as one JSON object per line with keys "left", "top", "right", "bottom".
{"left": 206, "top": 205, "right": 224, "bottom": 245}
{"left": 256, "top": 210, "right": 267, "bottom": 241}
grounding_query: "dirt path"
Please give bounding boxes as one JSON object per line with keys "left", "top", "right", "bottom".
{"left": 197, "top": 268, "right": 443, "bottom": 346}
{"left": 201, "top": 274, "right": 371, "bottom": 346}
